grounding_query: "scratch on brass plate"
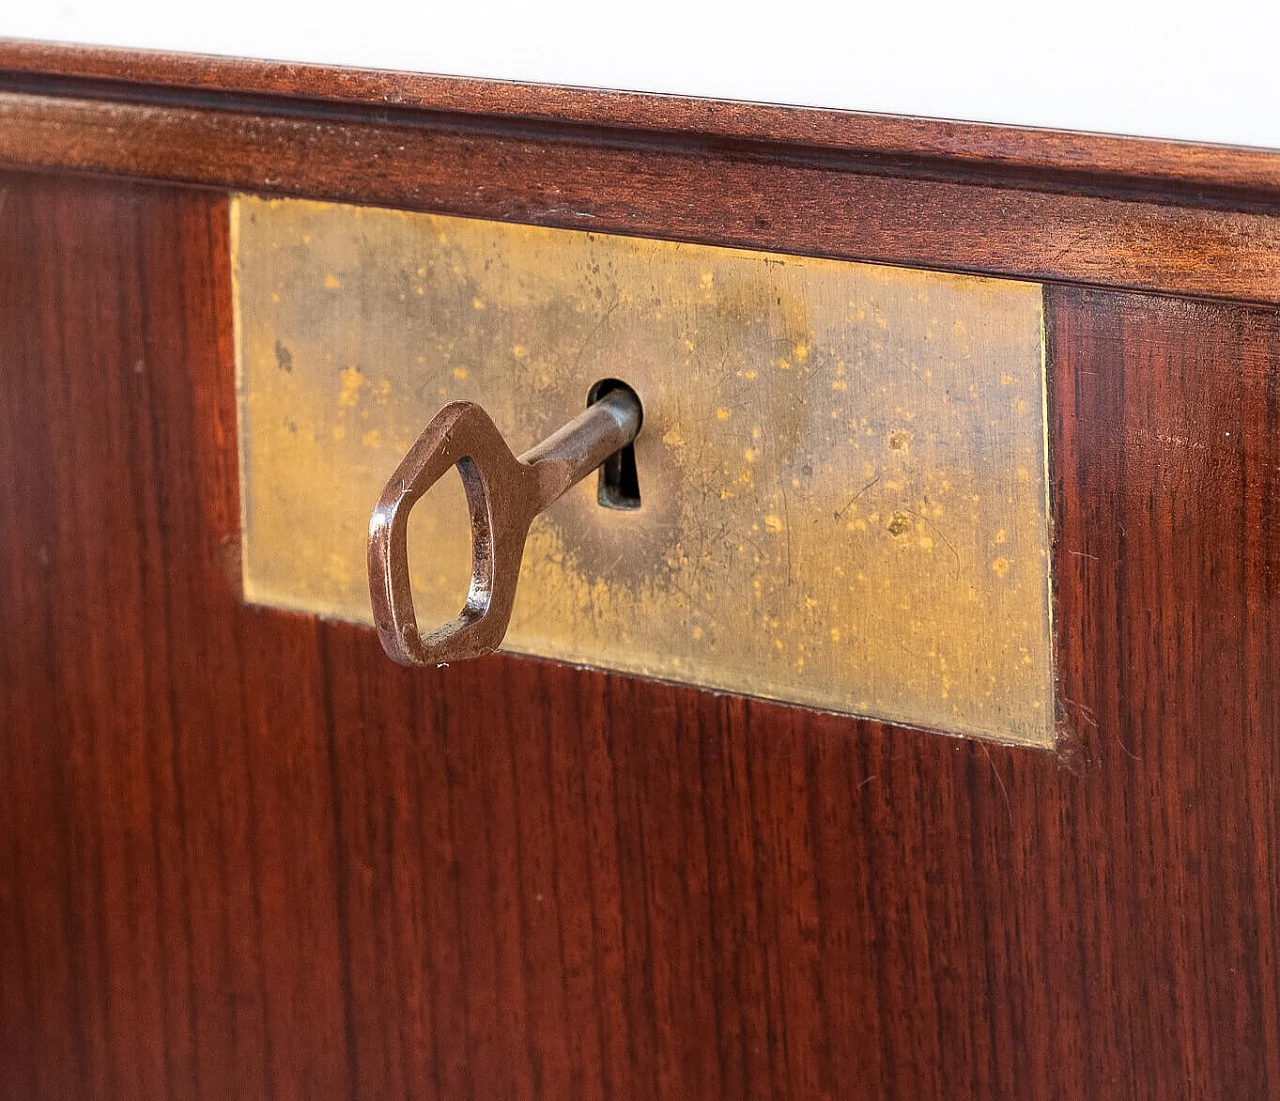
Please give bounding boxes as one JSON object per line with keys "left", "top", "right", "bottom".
{"left": 232, "top": 195, "right": 1054, "bottom": 746}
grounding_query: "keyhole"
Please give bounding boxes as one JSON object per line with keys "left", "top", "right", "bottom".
{"left": 587, "top": 379, "right": 642, "bottom": 510}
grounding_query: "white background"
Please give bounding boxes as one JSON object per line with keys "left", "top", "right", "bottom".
{"left": 4, "top": 0, "right": 1279, "bottom": 149}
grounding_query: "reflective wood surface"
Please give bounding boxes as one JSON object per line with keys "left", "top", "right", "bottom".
{"left": 2, "top": 170, "right": 1278, "bottom": 1098}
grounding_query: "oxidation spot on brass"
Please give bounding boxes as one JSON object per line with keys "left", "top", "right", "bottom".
{"left": 887, "top": 512, "right": 912, "bottom": 537}
{"left": 232, "top": 195, "right": 1055, "bottom": 746}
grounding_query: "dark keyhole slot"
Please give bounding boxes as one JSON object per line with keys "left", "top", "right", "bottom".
{"left": 587, "top": 378, "right": 642, "bottom": 511}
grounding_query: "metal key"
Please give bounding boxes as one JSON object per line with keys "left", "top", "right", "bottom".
{"left": 368, "top": 389, "right": 643, "bottom": 666}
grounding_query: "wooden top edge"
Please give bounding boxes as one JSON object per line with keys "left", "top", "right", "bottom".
{"left": 3, "top": 38, "right": 1280, "bottom": 195}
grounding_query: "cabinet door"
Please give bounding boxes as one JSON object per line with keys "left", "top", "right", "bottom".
{"left": 2, "top": 122, "right": 1278, "bottom": 1100}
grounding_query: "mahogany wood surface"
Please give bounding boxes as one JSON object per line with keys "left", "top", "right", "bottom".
{"left": 3, "top": 40, "right": 1280, "bottom": 197}
{"left": 2, "top": 165, "right": 1278, "bottom": 1100}
{"left": 3, "top": 45, "right": 1280, "bottom": 306}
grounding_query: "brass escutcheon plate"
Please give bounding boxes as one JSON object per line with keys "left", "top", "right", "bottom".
{"left": 232, "top": 195, "right": 1054, "bottom": 745}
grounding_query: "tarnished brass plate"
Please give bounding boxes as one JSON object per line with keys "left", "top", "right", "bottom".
{"left": 233, "top": 196, "right": 1054, "bottom": 745}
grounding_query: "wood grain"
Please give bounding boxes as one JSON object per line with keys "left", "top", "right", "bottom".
{"left": 2, "top": 170, "right": 1279, "bottom": 1098}
{"left": 0, "top": 92, "right": 1279, "bottom": 309}
{"left": 3, "top": 40, "right": 1280, "bottom": 199}
{"left": 3, "top": 43, "right": 1280, "bottom": 307}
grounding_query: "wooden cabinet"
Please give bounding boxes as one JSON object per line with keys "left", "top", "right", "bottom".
{"left": 1, "top": 44, "right": 1278, "bottom": 1099}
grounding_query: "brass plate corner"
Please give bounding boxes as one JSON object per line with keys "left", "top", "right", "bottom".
{"left": 232, "top": 195, "right": 1055, "bottom": 746}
